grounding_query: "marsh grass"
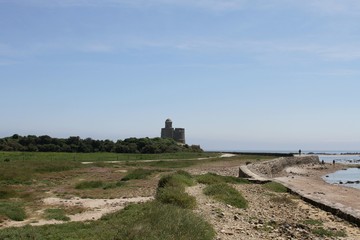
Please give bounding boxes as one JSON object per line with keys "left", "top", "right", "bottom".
{"left": 203, "top": 183, "right": 248, "bottom": 209}
{"left": 0, "top": 201, "right": 26, "bottom": 221}
{"left": 156, "top": 171, "right": 196, "bottom": 209}
{"left": 0, "top": 175, "right": 214, "bottom": 240}
{"left": 196, "top": 172, "right": 249, "bottom": 185}
{"left": 0, "top": 201, "right": 215, "bottom": 240}
{"left": 99, "top": 201, "right": 215, "bottom": 240}
{"left": 44, "top": 208, "right": 70, "bottom": 221}
{"left": 0, "top": 151, "right": 217, "bottom": 163}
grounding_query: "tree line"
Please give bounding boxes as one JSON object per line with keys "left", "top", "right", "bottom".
{"left": 0, "top": 134, "right": 203, "bottom": 154}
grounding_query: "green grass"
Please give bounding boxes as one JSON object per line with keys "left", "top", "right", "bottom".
{"left": 196, "top": 172, "right": 249, "bottom": 185}
{"left": 263, "top": 182, "right": 288, "bottom": 193}
{"left": 156, "top": 171, "right": 196, "bottom": 209}
{"left": 130, "top": 160, "right": 198, "bottom": 168}
{"left": 44, "top": 208, "right": 70, "bottom": 221}
{"left": 158, "top": 170, "right": 195, "bottom": 189}
{"left": 312, "top": 227, "right": 347, "bottom": 237}
{"left": 121, "top": 168, "right": 159, "bottom": 181}
{"left": 0, "top": 202, "right": 214, "bottom": 240}
{"left": 203, "top": 183, "right": 248, "bottom": 209}
{"left": 0, "top": 151, "right": 218, "bottom": 162}
{"left": 156, "top": 187, "right": 196, "bottom": 209}
{"left": 99, "top": 201, "right": 215, "bottom": 240}
{"left": 0, "top": 201, "right": 215, "bottom": 240}
{"left": 0, "top": 201, "right": 26, "bottom": 221}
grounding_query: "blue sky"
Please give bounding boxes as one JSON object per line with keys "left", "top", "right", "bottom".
{"left": 1, "top": 0, "right": 360, "bottom": 151}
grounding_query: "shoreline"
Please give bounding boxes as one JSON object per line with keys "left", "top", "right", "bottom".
{"left": 240, "top": 157, "right": 360, "bottom": 227}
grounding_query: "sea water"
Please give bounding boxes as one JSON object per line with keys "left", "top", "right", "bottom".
{"left": 318, "top": 155, "right": 360, "bottom": 190}
{"left": 322, "top": 168, "right": 360, "bottom": 190}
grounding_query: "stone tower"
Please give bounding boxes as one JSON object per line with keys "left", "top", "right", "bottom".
{"left": 161, "top": 119, "right": 185, "bottom": 144}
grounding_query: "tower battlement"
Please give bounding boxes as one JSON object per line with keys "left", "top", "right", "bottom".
{"left": 161, "top": 119, "right": 185, "bottom": 144}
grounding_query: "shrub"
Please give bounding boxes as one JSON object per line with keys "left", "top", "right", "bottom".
{"left": 203, "top": 183, "right": 247, "bottom": 209}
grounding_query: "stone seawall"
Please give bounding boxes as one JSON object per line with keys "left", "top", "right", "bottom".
{"left": 244, "top": 156, "right": 320, "bottom": 178}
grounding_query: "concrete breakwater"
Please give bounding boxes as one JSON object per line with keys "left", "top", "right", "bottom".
{"left": 240, "top": 156, "right": 320, "bottom": 179}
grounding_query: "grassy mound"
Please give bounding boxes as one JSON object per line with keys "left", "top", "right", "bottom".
{"left": 100, "top": 201, "right": 215, "bottom": 240}
{"left": 203, "top": 183, "right": 248, "bottom": 209}
{"left": 156, "top": 171, "right": 196, "bottom": 209}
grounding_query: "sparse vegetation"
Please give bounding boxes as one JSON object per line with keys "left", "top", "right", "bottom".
{"left": 263, "top": 182, "right": 288, "bottom": 193}
{"left": 312, "top": 227, "right": 347, "bottom": 237}
{"left": 302, "top": 219, "right": 323, "bottom": 226}
{"left": 203, "top": 183, "right": 248, "bottom": 209}
{"left": 270, "top": 195, "right": 294, "bottom": 204}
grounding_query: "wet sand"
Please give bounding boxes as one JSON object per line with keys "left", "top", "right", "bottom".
{"left": 274, "top": 163, "right": 360, "bottom": 222}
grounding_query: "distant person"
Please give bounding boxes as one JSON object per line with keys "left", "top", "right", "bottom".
{"left": 299, "top": 149, "right": 302, "bottom": 156}
{"left": 333, "top": 160, "right": 335, "bottom": 165}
